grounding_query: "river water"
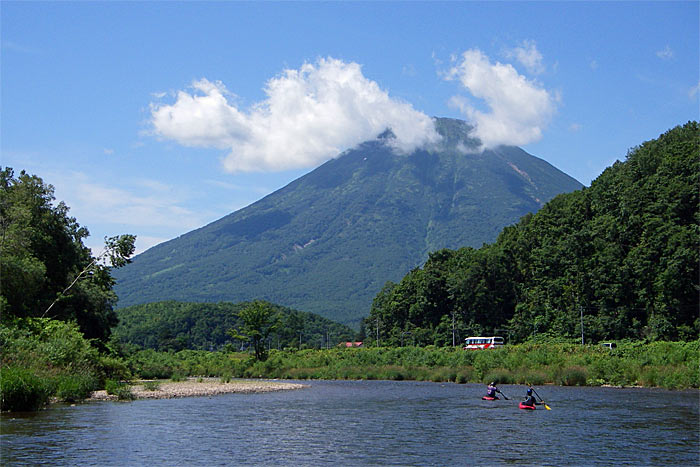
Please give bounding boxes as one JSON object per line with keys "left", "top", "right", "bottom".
{"left": 2, "top": 381, "right": 698, "bottom": 466}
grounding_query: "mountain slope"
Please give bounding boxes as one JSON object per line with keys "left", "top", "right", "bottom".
{"left": 113, "top": 118, "right": 582, "bottom": 326}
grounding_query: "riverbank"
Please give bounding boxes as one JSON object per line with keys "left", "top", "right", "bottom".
{"left": 89, "top": 378, "right": 308, "bottom": 401}
{"left": 125, "top": 340, "right": 699, "bottom": 390}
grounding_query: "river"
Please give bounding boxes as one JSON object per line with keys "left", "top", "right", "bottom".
{"left": 2, "top": 381, "right": 698, "bottom": 465}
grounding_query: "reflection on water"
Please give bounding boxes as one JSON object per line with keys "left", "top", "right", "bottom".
{"left": 2, "top": 381, "right": 698, "bottom": 465}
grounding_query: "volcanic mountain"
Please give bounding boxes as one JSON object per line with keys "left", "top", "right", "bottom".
{"left": 113, "top": 118, "right": 582, "bottom": 326}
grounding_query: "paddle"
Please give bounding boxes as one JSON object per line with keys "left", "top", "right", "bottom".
{"left": 529, "top": 386, "right": 551, "bottom": 410}
{"left": 497, "top": 389, "right": 509, "bottom": 400}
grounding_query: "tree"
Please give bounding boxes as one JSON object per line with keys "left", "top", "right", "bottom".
{"left": 366, "top": 122, "right": 699, "bottom": 344}
{"left": 0, "top": 167, "right": 136, "bottom": 341}
{"left": 228, "top": 300, "right": 279, "bottom": 360}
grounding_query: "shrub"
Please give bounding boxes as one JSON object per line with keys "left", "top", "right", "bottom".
{"left": 56, "top": 374, "right": 98, "bottom": 402}
{"left": 141, "top": 380, "right": 161, "bottom": 391}
{"left": 105, "top": 379, "right": 135, "bottom": 400}
{"left": 114, "top": 385, "right": 135, "bottom": 400}
{"left": 455, "top": 367, "right": 474, "bottom": 384}
{"left": 98, "top": 355, "right": 132, "bottom": 382}
{"left": 0, "top": 366, "right": 52, "bottom": 412}
{"left": 104, "top": 379, "right": 121, "bottom": 394}
{"left": 513, "top": 367, "right": 548, "bottom": 385}
{"left": 484, "top": 368, "right": 515, "bottom": 384}
{"left": 558, "top": 366, "right": 588, "bottom": 386}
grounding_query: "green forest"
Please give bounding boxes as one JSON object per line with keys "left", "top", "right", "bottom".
{"left": 366, "top": 122, "right": 699, "bottom": 345}
{"left": 113, "top": 301, "right": 357, "bottom": 352}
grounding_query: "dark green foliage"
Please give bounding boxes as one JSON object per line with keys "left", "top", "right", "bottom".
{"left": 0, "top": 168, "right": 135, "bottom": 342}
{"left": 141, "top": 380, "right": 161, "bottom": 391}
{"left": 0, "top": 365, "right": 52, "bottom": 411}
{"left": 0, "top": 318, "right": 130, "bottom": 411}
{"left": 121, "top": 340, "right": 698, "bottom": 389}
{"left": 113, "top": 118, "right": 582, "bottom": 327}
{"left": 229, "top": 300, "right": 278, "bottom": 360}
{"left": 56, "top": 374, "right": 98, "bottom": 402}
{"left": 557, "top": 367, "right": 588, "bottom": 386}
{"left": 104, "top": 379, "right": 135, "bottom": 400}
{"left": 367, "top": 122, "right": 699, "bottom": 343}
{"left": 112, "top": 300, "right": 357, "bottom": 352}
{"left": 0, "top": 169, "right": 136, "bottom": 411}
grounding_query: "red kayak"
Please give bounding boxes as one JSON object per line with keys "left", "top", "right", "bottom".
{"left": 519, "top": 402, "right": 536, "bottom": 410}
{"left": 482, "top": 395, "right": 499, "bottom": 400}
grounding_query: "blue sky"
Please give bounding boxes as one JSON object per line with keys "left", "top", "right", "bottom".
{"left": 3, "top": 1, "right": 698, "bottom": 255}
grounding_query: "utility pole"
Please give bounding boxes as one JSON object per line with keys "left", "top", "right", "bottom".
{"left": 376, "top": 317, "right": 380, "bottom": 347}
{"left": 580, "top": 304, "right": 585, "bottom": 345}
{"left": 452, "top": 311, "right": 456, "bottom": 347}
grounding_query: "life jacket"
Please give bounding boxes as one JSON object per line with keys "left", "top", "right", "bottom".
{"left": 522, "top": 395, "right": 536, "bottom": 406}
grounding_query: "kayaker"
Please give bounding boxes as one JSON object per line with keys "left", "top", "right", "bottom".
{"left": 521, "top": 387, "right": 541, "bottom": 408}
{"left": 486, "top": 382, "right": 500, "bottom": 399}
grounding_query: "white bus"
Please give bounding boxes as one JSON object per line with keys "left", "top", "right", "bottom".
{"left": 463, "top": 336, "right": 504, "bottom": 350}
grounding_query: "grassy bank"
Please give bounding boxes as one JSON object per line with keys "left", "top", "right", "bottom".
{"left": 3, "top": 324, "right": 696, "bottom": 412}
{"left": 124, "top": 341, "right": 699, "bottom": 390}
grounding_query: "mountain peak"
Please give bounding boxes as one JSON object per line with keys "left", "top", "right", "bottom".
{"left": 114, "top": 118, "right": 582, "bottom": 327}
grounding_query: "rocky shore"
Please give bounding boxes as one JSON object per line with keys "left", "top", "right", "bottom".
{"left": 89, "top": 378, "right": 308, "bottom": 401}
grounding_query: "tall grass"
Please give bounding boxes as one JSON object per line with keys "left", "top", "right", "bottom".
{"left": 122, "top": 340, "right": 699, "bottom": 390}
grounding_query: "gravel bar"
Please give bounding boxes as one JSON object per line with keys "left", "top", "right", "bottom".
{"left": 89, "top": 378, "right": 308, "bottom": 401}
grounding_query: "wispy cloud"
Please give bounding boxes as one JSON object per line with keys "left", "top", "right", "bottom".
{"left": 402, "top": 64, "right": 417, "bottom": 77}
{"left": 47, "top": 171, "right": 210, "bottom": 252}
{"left": 131, "top": 236, "right": 171, "bottom": 255}
{"left": 150, "top": 57, "right": 440, "bottom": 173}
{"left": 68, "top": 179, "right": 203, "bottom": 231}
{"left": 656, "top": 45, "right": 674, "bottom": 60}
{"left": 444, "top": 48, "right": 557, "bottom": 149}
{"left": 505, "top": 40, "right": 545, "bottom": 75}
{"left": 2, "top": 40, "right": 40, "bottom": 54}
{"left": 689, "top": 81, "right": 700, "bottom": 99}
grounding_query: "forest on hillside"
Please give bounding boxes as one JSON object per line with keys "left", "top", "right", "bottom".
{"left": 366, "top": 122, "right": 699, "bottom": 345}
{"left": 113, "top": 301, "right": 357, "bottom": 352}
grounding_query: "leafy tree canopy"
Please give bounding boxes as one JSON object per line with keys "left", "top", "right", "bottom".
{"left": 112, "top": 300, "right": 358, "bottom": 353}
{"left": 228, "top": 300, "right": 279, "bottom": 360}
{"left": 0, "top": 167, "right": 135, "bottom": 342}
{"left": 366, "top": 122, "right": 699, "bottom": 344}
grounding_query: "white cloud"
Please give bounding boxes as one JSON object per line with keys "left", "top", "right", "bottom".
{"left": 150, "top": 57, "right": 440, "bottom": 173}
{"left": 69, "top": 180, "right": 203, "bottom": 231}
{"left": 49, "top": 171, "right": 208, "bottom": 245}
{"left": 689, "top": 81, "right": 700, "bottom": 99}
{"left": 656, "top": 45, "right": 674, "bottom": 60}
{"left": 444, "top": 48, "right": 557, "bottom": 149}
{"left": 132, "top": 236, "right": 170, "bottom": 256}
{"left": 505, "top": 40, "right": 545, "bottom": 75}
